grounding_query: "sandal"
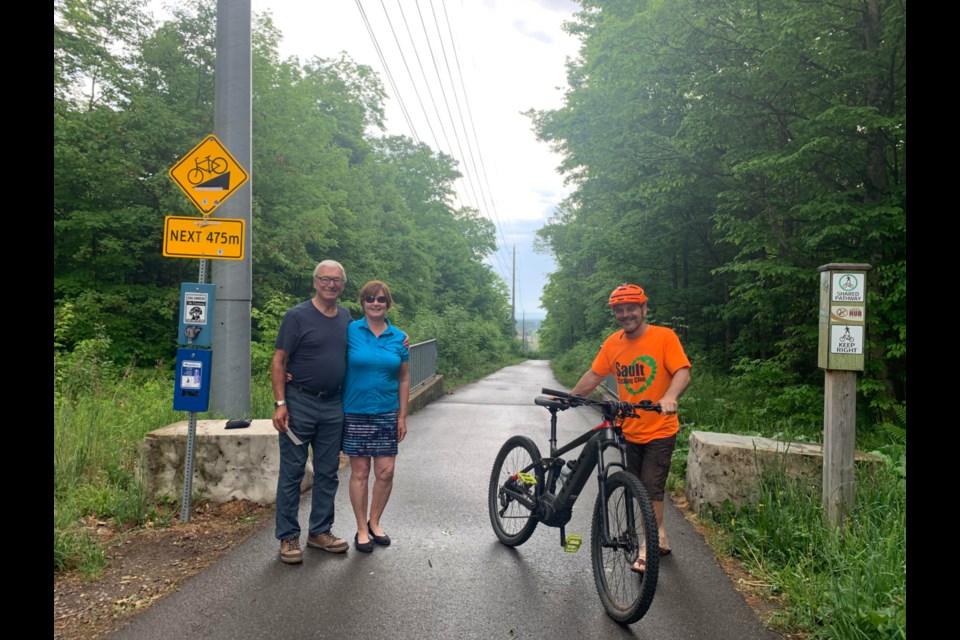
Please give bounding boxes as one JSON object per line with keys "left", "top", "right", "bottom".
{"left": 631, "top": 557, "right": 646, "bottom": 575}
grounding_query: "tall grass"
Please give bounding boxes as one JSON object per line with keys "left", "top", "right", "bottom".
{"left": 54, "top": 366, "right": 183, "bottom": 575}
{"left": 673, "top": 368, "right": 907, "bottom": 640}
{"left": 704, "top": 455, "right": 906, "bottom": 639}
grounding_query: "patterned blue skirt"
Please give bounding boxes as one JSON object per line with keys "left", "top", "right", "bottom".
{"left": 343, "top": 411, "right": 399, "bottom": 457}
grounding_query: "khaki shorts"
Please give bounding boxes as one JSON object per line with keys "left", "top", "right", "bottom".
{"left": 624, "top": 434, "right": 677, "bottom": 501}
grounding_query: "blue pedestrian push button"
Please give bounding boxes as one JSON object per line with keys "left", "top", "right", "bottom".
{"left": 174, "top": 348, "right": 212, "bottom": 412}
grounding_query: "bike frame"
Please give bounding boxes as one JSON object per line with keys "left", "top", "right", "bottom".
{"left": 533, "top": 396, "right": 634, "bottom": 549}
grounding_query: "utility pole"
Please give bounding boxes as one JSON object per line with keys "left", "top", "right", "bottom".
{"left": 511, "top": 246, "right": 516, "bottom": 339}
{"left": 521, "top": 309, "right": 526, "bottom": 351}
{"left": 210, "top": 0, "right": 253, "bottom": 417}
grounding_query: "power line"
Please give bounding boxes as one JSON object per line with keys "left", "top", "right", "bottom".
{"left": 425, "top": 0, "right": 512, "bottom": 275}
{"left": 434, "top": 0, "right": 513, "bottom": 275}
{"left": 354, "top": 0, "right": 419, "bottom": 143}
{"left": 375, "top": 0, "right": 443, "bottom": 153}
{"left": 356, "top": 1, "right": 514, "bottom": 285}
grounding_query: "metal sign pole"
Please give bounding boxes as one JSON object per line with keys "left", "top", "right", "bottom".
{"left": 179, "top": 258, "right": 208, "bottom": 523}
{"left": 180, "top": 412, "right": 197, "bottom": 523}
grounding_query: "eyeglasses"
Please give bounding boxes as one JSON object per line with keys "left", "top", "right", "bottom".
{"left": 315, "top": 276, "right": 344, "bottom": 286}
{"left": 363, "top": 296, "right": 389, "bottom": 304}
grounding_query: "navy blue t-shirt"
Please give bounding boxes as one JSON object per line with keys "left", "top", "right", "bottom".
{"left": 274, "top": 301, "right": 351, "bottom": 392}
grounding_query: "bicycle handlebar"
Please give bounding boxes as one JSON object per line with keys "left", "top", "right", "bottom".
{"left": 539, "top": 387, "right": 661, "bottom": 418}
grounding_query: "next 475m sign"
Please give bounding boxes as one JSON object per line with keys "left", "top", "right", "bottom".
{"left": 163, "top": 134, "right": 248, "bottom": 261}
{"left": 163, "top": 216, "right": 245, "bottom": 260}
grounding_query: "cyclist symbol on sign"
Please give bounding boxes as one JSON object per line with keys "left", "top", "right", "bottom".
{"left": 840, "top": 327, "right": 855, "bottom": 342}
{"left": 840, "top": 275, "right": 858, "bottom": 291}
{"left": 187, "top": 155, "right": 227, "bottom": 185}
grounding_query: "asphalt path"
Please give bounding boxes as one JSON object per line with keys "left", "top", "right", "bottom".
{"left": 111, "top": 360, "right": 778, "bottom": 640}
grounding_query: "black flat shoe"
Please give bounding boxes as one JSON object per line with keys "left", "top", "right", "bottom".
{"left": 354, "top": 533, "right": 373, "bottom": 553}
{"left": 368, "top": 521, "right": 391, "bottom": 546}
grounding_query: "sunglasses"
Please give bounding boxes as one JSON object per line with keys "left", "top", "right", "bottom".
{"left": 363, "top": 295, "right": 388, "bottom": 304}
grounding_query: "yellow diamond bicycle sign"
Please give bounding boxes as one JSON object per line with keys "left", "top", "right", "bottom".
{"left": 163, "top": 216, "right": 246, "bottom": 260}
{"left": 168, "top": 134, "right": 249, "bottom": 214}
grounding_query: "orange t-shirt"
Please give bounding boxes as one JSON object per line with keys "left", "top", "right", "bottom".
{"left": 590, "top": 324, "right": 691, "bottom": 444}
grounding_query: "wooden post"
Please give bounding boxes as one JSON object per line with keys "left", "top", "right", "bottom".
{"left": 817, "top": 263, "right": 871, "bottom": 529}
{"left": 822, "top": 370, "right": 857, "bottom": 527}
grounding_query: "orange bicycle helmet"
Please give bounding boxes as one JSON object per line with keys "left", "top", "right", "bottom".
{"left": 608, "top": 283, "right": 647, "bottom": 307}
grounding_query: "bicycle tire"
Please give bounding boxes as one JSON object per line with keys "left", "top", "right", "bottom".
{"left": 488, "top": 435, "right": 541, "bottom": 546}
{"left": 187, "top": 168, "right": 205, "bottom": 185}
{"left": 211, "top": 157, "right": 227, "bottom": 174}
{"left": 590, "top": 471, "right": 659, "bottom": 624}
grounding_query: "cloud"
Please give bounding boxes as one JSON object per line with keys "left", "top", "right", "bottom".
{"left": 532, "top": 0, "right": 581, "bottom": 14}
{"left": 512, "top": 19, "right": 556, "bottom": 45}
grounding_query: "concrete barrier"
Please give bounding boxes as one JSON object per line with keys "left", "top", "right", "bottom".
{"left": 140, "top": 375, "right": 444, "bottom": 505}
{"left": 684, "top": 430, "right": 884, "bottom": 514}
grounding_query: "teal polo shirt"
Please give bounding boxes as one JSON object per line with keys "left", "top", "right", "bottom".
{"left": 343, "top": 317, "right": 409, "bottom": 414}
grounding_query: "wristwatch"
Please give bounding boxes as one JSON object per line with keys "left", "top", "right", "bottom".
{"left": 274, "top": 400, "right": 286, "bottom": 408}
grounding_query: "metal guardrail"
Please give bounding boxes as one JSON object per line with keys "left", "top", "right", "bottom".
{"left": 601, "top": 374, "right": 618, "bottom": 399}
{"left": 409, "top": 339, "right": 438, "bottom": 390}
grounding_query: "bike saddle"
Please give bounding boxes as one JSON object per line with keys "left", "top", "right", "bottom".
{"left": 535, "top": 395, "right": 570, "bottom": 410}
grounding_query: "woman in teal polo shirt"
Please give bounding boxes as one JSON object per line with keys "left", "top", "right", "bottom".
{"left": 342, "top": 281, "right": 410, "bottom": 552}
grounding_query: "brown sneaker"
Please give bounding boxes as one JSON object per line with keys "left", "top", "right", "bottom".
{"left": 279, "top": 537, "right": 303, "bottom": 564}
{"left": 307, "top": 530, "right": 349, "bottom": 553}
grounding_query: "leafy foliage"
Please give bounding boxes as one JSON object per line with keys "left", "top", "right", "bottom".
{"left": 54, "top": 0, "right": 516, "bottom": 371}
{"left": 534, "top": 0, "right": 906, "bottom": 426}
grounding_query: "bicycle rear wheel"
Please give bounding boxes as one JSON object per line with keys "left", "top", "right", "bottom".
{"left": 590, "top": 471, "right": 659, "bottom": 624}
{"left": 488, "top": 435, "right": 541, "bottom": 546}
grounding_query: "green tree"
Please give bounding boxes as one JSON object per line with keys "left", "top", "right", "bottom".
{"left": 55, "top": 0, "right": 514, "bottom": 368}
{"left": 532, "top": 0, "right": 905, "bottom": 422}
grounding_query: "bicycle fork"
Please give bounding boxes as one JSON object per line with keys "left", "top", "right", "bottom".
{"left": 555, "top": 430, "right": 629, "bottom": 552}
{"left": 596, "top": 436, "right": 636, "bottom": 553}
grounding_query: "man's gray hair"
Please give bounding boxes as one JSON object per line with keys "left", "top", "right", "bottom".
{"left": 313, "top": 259, "right": 347, "bottom": 282}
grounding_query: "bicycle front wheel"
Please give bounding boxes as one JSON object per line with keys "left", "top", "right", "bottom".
{"left": 591, "top": 471, "right": 659, "bottom": 624}
{"left": 488, "top": 435, "right": 541, "bottom": 546}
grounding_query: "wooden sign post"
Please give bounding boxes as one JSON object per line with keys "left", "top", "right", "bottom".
{"left": 817, "top": 263, "right": 871, "bottom": 528}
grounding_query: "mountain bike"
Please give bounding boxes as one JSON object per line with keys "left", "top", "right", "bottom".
{"left": 488, "top": 387, "right": 662, "bottom": 624}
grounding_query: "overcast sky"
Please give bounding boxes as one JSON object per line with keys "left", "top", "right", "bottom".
{"left": 154, "top": 0, "right": 582, "bottom": 318}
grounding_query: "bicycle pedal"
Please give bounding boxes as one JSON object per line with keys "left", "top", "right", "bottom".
{"left": 563, "top": 535, "right": 583, "bottom": 553}
{"left": 517, "top": 472, "right": 537, "bottom": 486}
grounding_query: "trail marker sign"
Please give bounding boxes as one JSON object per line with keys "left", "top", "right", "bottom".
{"left": 168, "top": 134, "right": 249, "bottom": 214}
{"left": 163, "top": 216, "right": 246, "bottom": 260}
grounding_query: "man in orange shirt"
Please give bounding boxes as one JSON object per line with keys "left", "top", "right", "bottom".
{"left": 570, "top": 283, "right": 691, "bottom": 574}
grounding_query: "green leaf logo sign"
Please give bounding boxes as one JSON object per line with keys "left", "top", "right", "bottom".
{"left": 619, "top": 355, "right": 657, "bottom": 395}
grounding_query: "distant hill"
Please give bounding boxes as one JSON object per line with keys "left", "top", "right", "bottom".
{"left": 516, "top": 317, "right": 542, "bottom": 331}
